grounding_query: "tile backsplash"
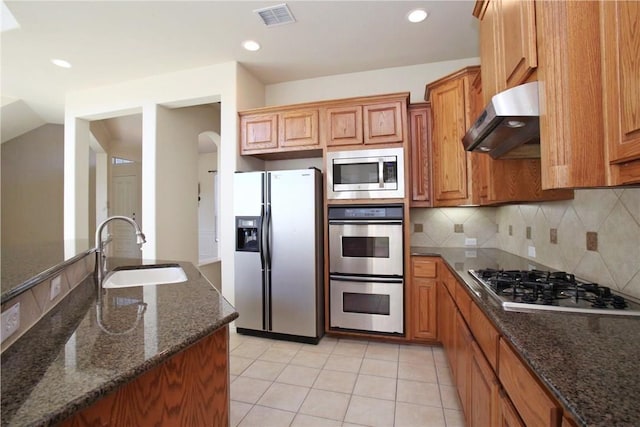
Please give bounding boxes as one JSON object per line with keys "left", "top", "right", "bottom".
{"left": 411, "top": 188, "right": 640, "bottom": 300}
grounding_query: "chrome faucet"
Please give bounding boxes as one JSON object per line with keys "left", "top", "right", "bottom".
{"left": 95, "top": 216, "right": 146, "bottom": 287}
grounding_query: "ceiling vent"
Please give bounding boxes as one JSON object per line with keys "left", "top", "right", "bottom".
{"left": 254, "top": 3, "right": 296, "bottom": 27}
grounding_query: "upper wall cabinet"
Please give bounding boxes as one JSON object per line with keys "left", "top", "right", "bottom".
{"left": 426, "top": 66, "right": 480, "bottom": 207}
{"left": 326, "top": 98, "right": 406, "bottom": 147}
{"left": 475, "top": 0, "right": 537, "bottom": 102}
{"left": 601, "top": 0, "right": 640, "bottom": 185}
{"left": 409, "top": 103, "right": 432, "bottom": 207}
{"left": 239, "top": 93, "right": 409, "bottom": 157}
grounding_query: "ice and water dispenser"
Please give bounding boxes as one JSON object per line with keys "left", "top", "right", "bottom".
{"left": 235, "top": 217, "right": 260, "bottom": 252}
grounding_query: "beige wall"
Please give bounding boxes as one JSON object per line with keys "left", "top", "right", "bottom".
{"left": 410, "top": 188, "right": 640, "bottom": 300}
{"left": 1, "top": 124, "right": 64, "bottom": 247}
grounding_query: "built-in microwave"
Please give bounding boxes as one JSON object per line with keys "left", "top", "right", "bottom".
{"left": 326, "top": 147, "right": 405, "bottom": 199}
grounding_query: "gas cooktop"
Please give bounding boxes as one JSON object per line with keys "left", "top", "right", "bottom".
{"left": 469, "top": 269, "right": 640, "bottom": 316}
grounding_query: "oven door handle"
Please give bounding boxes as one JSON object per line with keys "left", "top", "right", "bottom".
{"left": 330, "top": 274, "right": 403, "bottom": 284}
{"left": 328, "top": 220, "right": 403, "bottom": 226}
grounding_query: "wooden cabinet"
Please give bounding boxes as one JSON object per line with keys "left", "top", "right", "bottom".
{"left": 279, "top": 109, "right": 319, "bottom": 148}
{"left": 455, "top": 310, "right": 472, "bottom": 417}
{"left": 409, "top": 257, "right": 438, "bottom": 341}
{"left": 536, "top": 0, "right": 606, "bottom": 189}
{"left": 498, "top": 389, "right": 526, "bottom": 427}
{"left": 469, "top": 302, "right": 499, "bottom": 370}
{"left": 240, "top": 112, "right": 279, "bottom": 152}
{"left": 469, "top": 341, "right": 500, "bottom": 427}
{"left": 326, "top": 98, "right": 406, "bottom": 147}
{"left": 498, "top": 338, "right": 562, "bottom": 427}
{"left": 437, "top": 275, "right": 456, "bottom": 372}
{"left": 62, "top": 326, "right": 230, "bottom": 426}
{"left": 409, "top": 103, "right": 432, "bottom": 206}
{"left": 426, "top": 66, "right": 480, "bottom": 206}
{"left": 601, "top": 0, "right": 640, "bottom": 185}
{"left": 326, "top": 105, "right": 363, "bottom": 146}
{"left": 240, "top": 109, "right": 319, "bottom": 155}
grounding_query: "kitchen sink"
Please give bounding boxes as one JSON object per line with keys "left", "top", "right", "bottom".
{"left": 102, "top": 264, "right": 187, "bottom": 289}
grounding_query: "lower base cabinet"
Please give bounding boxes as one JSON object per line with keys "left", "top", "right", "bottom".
{"left": 469, "top": 341, "right": 499, "bottom": 427}
{"left": 61, "top": 326, "right": 230, "bottom": 427}
{"left": 498, "top": 389, "right": 526, "bottom": 427}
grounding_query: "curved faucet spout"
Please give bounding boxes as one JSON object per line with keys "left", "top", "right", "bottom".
{"left": 95, "top": 216, "right": 146, "bottom": 287}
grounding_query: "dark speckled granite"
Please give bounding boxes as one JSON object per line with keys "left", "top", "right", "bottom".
{"left": 412, "top": 247, "right": 640, "bottom": 427}
{"left": 0, "top": 259, "right": 238, "bottom": 427}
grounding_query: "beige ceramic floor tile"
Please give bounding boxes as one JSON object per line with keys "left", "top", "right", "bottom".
{"left": 333, "top": 341, "right": 367, "bottom": 358}
{"left": 276, "top": 364, "right": 321, "bottom": 387}
{"left": 397, "top": 379, "right": 442, "bottom": 407}
{"left": 432, "top": 345, "right": 448, "bottom": 365}
{"left": 360, "top": 358, "right": 398, "bottom": 378}
{"left": 395, "top": 401, "right": 446, "bottom": 427}
{"left": 398, "top": 362, "right": 438, "bottom": 383}
{"left": 323, "top": 354, "right": 363, "bottom": 373}
{"left": 290, "top": 413, "right": 343, "bottom": 427}
{"left": 444, "top": 408, "right": 467, "bottom": 427}
{"left": 344, "top": 395, "right": 395, "bottom": 427}
{"left": 257, "top": 382, "right": 310, "bottom": 412}
{"left": 313, "top": 369, "right": 357, "bottom": 394}
{"left": 435, "top": 363, "right": 455, "bottom": 386}
{"left": 270, "top": 339, "right": 304, "bottom": 351}
{"left": 230, "top": 377, "right": 272, "bottom": 404}
{"left": 290, "top": 350, "right": 330, "bottom": 368}
{"left": 365, "top": 342, "right": 400, "bottom": 361}
{"left": 298, "top": 389, "right": 351, "bottom": 421}
{"left": 353, "top": 374, "right": 397, "bottom": 401}
{"left": 440, "top": 384, "right": 462, "bottom": 410}
{"left": 231, "top": 341, "right": 270, "bottom": 359}
{"left": 399, "top": 345, "right": 435, "bottom": 364}
{"left": 238, "top": 405, "right": 295, "bottom": 427}
{"left": 259, "top": 346, "right": 300, "bottom": 364}
{"left": 230, "top": 400, "right": 252, "bottom": 427}
{"left": 302, "top": 337, "right": 338, "bottom": 354}
{"left": 241, "top": 360, "right": 287, "bottom": 381}
{"left": 230, "top": 356, "right": 254, "bottom": 375}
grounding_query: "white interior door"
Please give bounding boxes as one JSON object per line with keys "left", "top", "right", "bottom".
{"left": 111, "top": 175, "right": 141, "bottom": 259}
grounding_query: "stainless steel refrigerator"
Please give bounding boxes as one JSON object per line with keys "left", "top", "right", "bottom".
{"left": 233, "top": 168, "right": 323, "bottom": 343}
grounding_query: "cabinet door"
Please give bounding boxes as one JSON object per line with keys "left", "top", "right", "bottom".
{"left": 363, "top": 101, "right": 404, "bottom": 144}
{"left": 326, "top": 105, "right": 363, "bottom": 146}
{"left": 480, "top": 0, "right": 503, "bottom": 102}
{"left": 498, "top": 338, "right": 562, "bottom": 427}
{"left": 409, "top": 105, "right": 432, "bottom": 206}
{"left": 278, "top": 109, "right": 319, "bottom": 148}
{"left": 240, "top": 113, "right": 278, "bottom": 152}
{"left": 602, "top": 0, "right": 640, "bottom": 184}
{"left": 437, "top": 281, "right": 456, "bottom": 376}
{"left": 497, "top": 389, "right": 526, "bottom": 427}
{"left": 455, "top": 310, "right": 472, "bottom": 417}
{"left": 411, "top": 278, "right": 437, "bottom": 341}
{"left": 500, "top": 0, "right": 537, "bottom": 88}
{"left": 430, "top": 78, "right": 469, "bottom": 204}
{"left": 469, "top": 341, "right": 500, "bottom": 427}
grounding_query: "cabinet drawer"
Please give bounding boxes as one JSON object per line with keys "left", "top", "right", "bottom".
{"left": 470, "top": 303, "right": 499, "bottom": 370}
{"left": 499, "top": 338, "right": 562, "bottom": 427}
{"left": 412, "top": 258, "right": 438, "bottom": 278}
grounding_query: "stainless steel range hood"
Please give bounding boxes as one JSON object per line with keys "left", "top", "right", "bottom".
{"left": 462, "top": 81, "right": 541, "bottom": 159}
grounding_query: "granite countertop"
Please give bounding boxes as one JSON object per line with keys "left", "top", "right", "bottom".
{"left": 0, "top": 259, "right": 238, "bottom": 427}
{"left": 412, "top": 247, "right": 640, "bottom": 427}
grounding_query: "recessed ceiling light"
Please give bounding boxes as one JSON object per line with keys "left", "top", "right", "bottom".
{"left": 51, "top": 58, "right": 72, "bottom": 68}
{"left": 407, "top": 9, "right": 428, "bottom": 23}
{"left": 242, "top": 40, "right": 261, "bottom": 52}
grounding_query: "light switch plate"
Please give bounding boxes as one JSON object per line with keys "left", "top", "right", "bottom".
{"left": 1, "top": 303, "right": 20, "bottom": 343}
{"left": 528, "top": 246, "right": 536, "bottom": 258}
{"left": 464, "top": 238, "right": 477, "bottom": 246}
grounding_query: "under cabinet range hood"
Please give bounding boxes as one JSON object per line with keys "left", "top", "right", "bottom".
{"left": 463, "top": 81, "right": 541, "bottom": 159}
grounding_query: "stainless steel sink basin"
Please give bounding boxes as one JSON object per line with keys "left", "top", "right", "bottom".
{"left": 102, "top": 264, "right": 187, "bottom": 289}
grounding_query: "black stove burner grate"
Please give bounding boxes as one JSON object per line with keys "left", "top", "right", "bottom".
{"left": 475, "top": 269, "right": 628, "bottom": 310}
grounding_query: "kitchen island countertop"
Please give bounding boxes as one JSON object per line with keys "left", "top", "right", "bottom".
{"left": 0, "top": 258, "right": 238, "bottom": 427}
{"left": 412, "top": 246, "right": 640, "bottom": 427}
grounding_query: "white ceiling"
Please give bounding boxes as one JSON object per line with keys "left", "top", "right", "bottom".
{"left": 1, "top": 0, "right": 478, "bottom": 142}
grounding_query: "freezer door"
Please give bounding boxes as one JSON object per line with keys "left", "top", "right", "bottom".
{"left": 268, "top": 169, "right": 321, "bottom": 337}
{"left": 234, "top": 172, "right": 266, "bottom": 331}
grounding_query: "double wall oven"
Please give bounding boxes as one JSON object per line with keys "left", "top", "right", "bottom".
{"left": 328, "top": 205, "right": 404, "bottom": 335}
